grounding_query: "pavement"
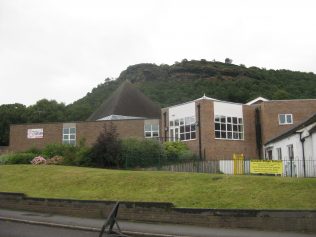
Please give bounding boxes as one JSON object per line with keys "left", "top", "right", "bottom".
{"left": 0, "top": 208, "right": 314, "bottom": 237}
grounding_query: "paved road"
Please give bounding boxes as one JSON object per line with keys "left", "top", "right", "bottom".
{"left": 0, "top": 221, "right": 97, "bottom": 237}
{"left": 0, "top": 209, "right": 314, "bottom": 237}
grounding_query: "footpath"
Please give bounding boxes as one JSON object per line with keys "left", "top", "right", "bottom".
{"left": 0, "top": 208, "right": 314, "bottom": 237}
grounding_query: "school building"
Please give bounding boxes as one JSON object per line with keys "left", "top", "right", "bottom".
{"left": 8, "top": 81, "right": 316, "bottom": 161}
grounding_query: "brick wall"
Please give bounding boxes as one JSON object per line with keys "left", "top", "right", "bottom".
{"left": 9, "top": 120, "right": 145, "bottom": 152}
{"left": 0, "top": 192, "right": 315, "bottom": 233}
{"left": 76, "top": 120, "right": 144, "bottom": 147}
{"left": 9, "top": 123, "right": 63, "bottom": 152}
{"left": 259, "top": 100, "right": 316, "bottom": 144}
{"left": 199, "top": 100, "right": 258, "bottom": 160}
{"left": 162, "top": 100, "right": 259, "bottom": 160}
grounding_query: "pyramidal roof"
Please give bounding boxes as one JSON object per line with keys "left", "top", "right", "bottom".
{"left": 87, "top": 81, "right": 161, "bottom": 121}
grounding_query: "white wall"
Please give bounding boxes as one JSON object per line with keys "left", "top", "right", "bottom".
{"left": 214, "top": 101, "right": 243, "bottom": 117}
{"left": 169, "top": 102, "right": 195, "bottom": 120}
{"left": 267, "top": 133, "right": 302, "bottom": 160}
{"left": 265, "top": 132, "right": 316, "bottom": 177}
{"left": 309, "top": 132, "right": 316, "bottom": 161}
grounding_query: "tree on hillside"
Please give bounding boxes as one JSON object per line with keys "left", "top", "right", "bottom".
{"left": 225, "top": 58, "right": 233, "bottom": 64}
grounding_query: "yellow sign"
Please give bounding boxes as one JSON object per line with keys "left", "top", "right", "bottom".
{"left": 250, "top": 160, "right": 283, "bottom": 175}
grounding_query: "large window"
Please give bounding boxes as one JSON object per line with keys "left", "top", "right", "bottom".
{"left": 214, "top": 115, "right": 244, "bottom": 140}
{"left": 279, "top": 114, "right": 293, "bottom": 125}
{"left": 169, "top": 116, "right": 196, "bottom": 141}
{"left": 63, "top": 127, "right": 76, "bottom": 145}
{"left": 144, "top": 124, "right": 159, "bottom": 138}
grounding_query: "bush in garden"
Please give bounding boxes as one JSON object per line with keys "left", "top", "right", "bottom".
{"left": 42, "top": 143, "right": 69, "bottom": 158}
{"left": 3, "top": 153, "right": 37, "bottom": 164}
{"left": 25, "top": 147, "right": 42, "bottom": 156}
{"left": 163, "top": 141, "right": 195, "bottom": 162}
{"left": 31, "top": 156, "right": 47, "bottom": 165}
{"left": 41, "top": 140, "right": 92, "bottom": 166}
{"left": 120, "top": 138, "right": 165, "bottom": 168}
{"left": 90, "top": 124, "right": 122, "bottom": 168}
{"left": 0, "top": 154, "right": 10, "bottom": 164}
{"left": 63, "top": 142, "right": 92, "bottom": 167}
{"left": 72, "top": 145, "right": 92, "bottom": 166}
{"left": 46, "top": 155, "right": 64, "bottom": 165}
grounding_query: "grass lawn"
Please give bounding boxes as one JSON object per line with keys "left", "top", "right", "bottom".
{"left": 0, "top": 165, "right": 315, "bottom": 209}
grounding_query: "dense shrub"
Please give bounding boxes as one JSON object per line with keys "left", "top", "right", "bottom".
{"left": 41, "top": 141, "right": 92, "bottom": 166}
{"left": 121, "top": 138, "right": 165, "bottom": 168}
{"left": 42, "top": 143, "right": 69, "bottom": 158}
{"left": 25, "top": 147, "right": 42, "bottom": 156}
{"left": 164, "top": 141, "right": 196, "bottom": 162}
{"left": 63, "top": 145, "right": 92, "bottom": 166}
{"left": 1, "top": 153, "right": 36, "bottom": 164}
{"left": 90, "top": 124, "right": 121, "bottom": 168}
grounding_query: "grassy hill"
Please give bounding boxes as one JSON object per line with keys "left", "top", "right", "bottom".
{"left": 1, "top": 59, "right": 316, "bottom": 146}
{"left": 0, "top": 165, "right": 315, "bottom": 209}
{"left": 66, "top": 60, "right": 316, "bottom": 121}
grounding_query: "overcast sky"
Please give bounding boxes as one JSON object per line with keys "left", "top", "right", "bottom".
{"left": 1, "top": 0, "right": 316, "bottom": 106}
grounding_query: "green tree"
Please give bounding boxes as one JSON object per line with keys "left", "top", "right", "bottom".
{"left": 89, "top": 123, "right": 122, "bottom": 168}
{"left": 26, "top": 99, "right": 66, "bottom": 123}
{"left": 0, "top": 104, "right": 27, "bottom": 145}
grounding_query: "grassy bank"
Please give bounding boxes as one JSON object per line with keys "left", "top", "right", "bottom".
{"left": 0, "top": 165, "right": 315, "bottom": 209}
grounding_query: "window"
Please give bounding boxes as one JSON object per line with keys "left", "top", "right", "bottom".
{"left": 277, "top": 148, "right": 282, "bottom": 160}
{"left": 288, "top": 144, "right": 294, "bottom": 160}
{"left": 169, "top": 116, "right": 196, "bottom": 141}
{"left": 279, "top": 114, "right": 293, "bottom": 125}
{"left": 144, "top": 124, "right": 159, "bottom": 138}
{"left": 63, "top": 127, "right": 76, "bottom": 145}
{"left": 214, "top": 115, "right": 244, "bottom": 140}
{"left": 265, "top": 149, "right": 273, "bottom": 160}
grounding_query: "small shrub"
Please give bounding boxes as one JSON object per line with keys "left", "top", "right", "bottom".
{"left": 121, "top": 138, "right": 165, "bottom": 168}
{"left": 42, "top": 143, "right": 68, "bottom": 158}
{"left": 4, "top": 153, "right": 37, "bottom": 164}
{"left": 73, "top": 145, "right": 92, "bottom": 166}
{"left": 46, "top": 156, "right": 64, "bottom": 165}
{"left": 25, "top": 147, "right": 42, "bottom": 155}
{"left": 0, "top": 154, "right": 10, "bottom": 164}
{"left": 31, "top": 156, "right": 47, "bottom": 165}
{"left": 164, "top": 141, "right": 194, "bottom": 162}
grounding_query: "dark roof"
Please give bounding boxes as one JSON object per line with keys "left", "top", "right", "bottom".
{"left": 265, "top": 112, "right": 316, "bottom": 145}
{"left": 87, "top": 81, "right": 161, "bottom": 121}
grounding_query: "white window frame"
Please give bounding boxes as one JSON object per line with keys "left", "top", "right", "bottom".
{"left": 279, "top": 114, "right": 293, "bottom": 125}
{"left": 214, "top": 115, "right": 244, "bottom": 140}
{"left": 144, "top": 124, "right": 159, "bottom": 138}
{"left": 169, "top": 116, "right": 196, "bottom": 141}
{"left": 62, "top": 127, "right": 76, "bottom": 145}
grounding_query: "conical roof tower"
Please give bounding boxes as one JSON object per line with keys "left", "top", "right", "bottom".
{"left": 87, "top": 81, "right": 161, "bottom": 121}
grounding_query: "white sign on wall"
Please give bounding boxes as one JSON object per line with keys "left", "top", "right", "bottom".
{"left": 27, "top": 129, "right": 43, "bottom": 139}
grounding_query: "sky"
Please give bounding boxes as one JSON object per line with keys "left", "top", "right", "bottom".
{"left": 0, "top": 0, "right": 316, "bottom": 106}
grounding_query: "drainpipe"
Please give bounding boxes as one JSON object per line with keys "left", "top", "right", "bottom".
{"left": 197, "top": 104, "right": 202, "bottom": 160}
{"left": 300, "top": 133, "right": 306, "bottom": 178}
{"left": 163, "top": 112, "right": 167, "bottom": 142}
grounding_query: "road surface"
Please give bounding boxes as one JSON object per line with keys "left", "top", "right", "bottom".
{"left": 0, "top": 209, "right": 314, "bottom": 237}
